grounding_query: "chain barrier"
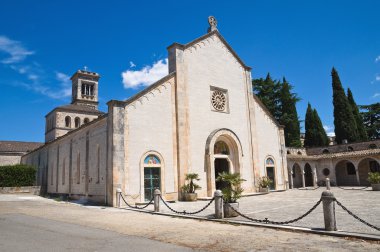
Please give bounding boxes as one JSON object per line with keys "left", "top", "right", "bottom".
{"left": 119, "top": 193, "right": 154, "bottom": 209}
{"left": 225, "top": 199, "right": 322, "bottom": 225}
{"left": 337, "top": 186, "right": 369, "bottom": 191}
{"left": 334, "top": 199, "right": 380, "bottom": 231}
{"left": 297, "top": 186, "right": 321, "bottom": 191}
{"left": 159, "top": 195, "right": 215, "bottom": 215}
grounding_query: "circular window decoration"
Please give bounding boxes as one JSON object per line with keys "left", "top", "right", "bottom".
{"left": 322, "top": 168, "right": 330, "bottom": 176}
{"left": 211, "top": 90, "right": 226, "bottom": 111}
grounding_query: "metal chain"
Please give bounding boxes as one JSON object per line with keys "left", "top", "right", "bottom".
{"left": 159, "top": 195, "right": 215, "bottom": 215}
{"left": 335, "top": 199, "right": 380, "bottom": 231}
{"left": 225, "top": 199, "right": 322, "bottom": 225}
{"left": 119, "top": 193, "right": 153, "bottom": 209}
{"left": 297, "top": 186, "right": 321, "bottom": 191}
{"left": 337, "top": 186, "right": 369, "bottom": 191}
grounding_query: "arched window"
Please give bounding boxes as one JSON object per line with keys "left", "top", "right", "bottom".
{"left": 84, "top": 118, "right": 89, "bottom": 124}
{"left": 75, "top": 117, "right": 80, "bottom": 128}
{"left": 286, "top": 150, "right": 291, "bottom": 154}
{"left": 214, "top": 141, "right": 229, "bottom": 155}
{"left": 65, "top": 116, "right": 71, "bottom": 128}
{"left": 322, "top": 149, "right": 330, "bottom": 154}
{"left": 297, "top": 151, "right": 302, "bottom": 155}
{"left": 322, "top": 168, "right": 330, "bottom": 176}
{"left": 266, "top": 158, "right": 275, "bottom": 166}
{"left": 369, "top": 144, "right": 377, "bottom": 149}
{"left": 144, "top": 154, "right": 161, "bottom": 165}
{"left": 347, "top": 146, "right": 354, "bottom": 152}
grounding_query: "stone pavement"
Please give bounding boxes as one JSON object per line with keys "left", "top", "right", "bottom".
{"left": 0, "top": 193, "right": 379, "bottom": 251}
{"left": 131, "top": 187, "right": 380, "bottom": 236}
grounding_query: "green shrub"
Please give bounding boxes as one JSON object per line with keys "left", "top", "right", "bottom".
{"left": 0, "top": 164, "right": 37, "bottom": 187}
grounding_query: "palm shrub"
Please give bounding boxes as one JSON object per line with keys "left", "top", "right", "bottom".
{"left": 257, "top": 176, "right": 273, "bottom": 188}
{"left": 216, "top": 172, "right": 246, "bottom": 203}
{"left": 181, "top": 173, "right": 201, "bottom": 193}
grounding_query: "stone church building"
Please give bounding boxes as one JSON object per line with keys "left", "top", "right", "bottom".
{"left": 21, "top": 18, "right": 288, "bottom": 206}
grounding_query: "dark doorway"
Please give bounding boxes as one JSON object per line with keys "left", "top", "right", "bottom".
{"left": 144, "top": 167, "right": 160, "bottom": 201}
{"left": 304, "top": 163, "right": 313, "bottom": 187}
{"left": 266, "top": 167, "right": 276, "bottom": 190}
{"left": 215, "top": 158, "right": 229, "bottom": 190}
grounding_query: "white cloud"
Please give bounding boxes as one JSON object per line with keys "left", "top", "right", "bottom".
{"left": 55, "top": 72, "right": 72, "bottom": 97}
{"left": 122, "top": 58, "right": 168, "bottom": 89}
{"left": 376, "top": 55, "right": 380, "bottom": 62}
{"left": 323, "top": 125, "right": 335, "bottom": 137}
{"left": 376, "top": 74, "right": 380, "bottom": 81}
{"left": 0, "top": 35, "right": 34, "bottom": 64}
{"left": 129, "top": 61, "right": 136, "bottom": 68}
{"left": 373, "top": 93, "right": 380, "bottom": 98}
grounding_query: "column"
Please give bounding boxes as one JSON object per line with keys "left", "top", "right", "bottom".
{"left": 302, "top": 168, "right": 306, "bottom": 188}
{"left": 312, "top": 166, "right": 317, "bottom": 188}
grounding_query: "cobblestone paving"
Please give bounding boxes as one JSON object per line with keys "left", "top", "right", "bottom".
{"left": 131, "top": 187, "right": 380, "bottom": 236}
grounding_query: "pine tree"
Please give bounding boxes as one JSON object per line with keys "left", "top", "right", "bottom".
{"left": 252, "top": 73, "right": 281, "bottom": 120}
{"left": 347, "top": 88, "right": 368, "bottom": 141}
{"left": 304, "top": 103, "right": 315, "bottom": 147}
{"left": 312, "top": 109, "right": 329, "bottom": 146}
{"left": 331, "top": 67, "right": 358, "bottom": 143}
{"left": 279, "top": 78, "right": 302, "bottom": 147}
{"left": 360, "top": 103, "right": 380, "bottom": 139}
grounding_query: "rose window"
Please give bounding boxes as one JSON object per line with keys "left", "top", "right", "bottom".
{"left": 211, "top": 90, "right": 226, "bottom": 111}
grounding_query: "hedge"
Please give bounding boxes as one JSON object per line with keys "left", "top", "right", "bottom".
{"left": 0, "top": 164, "right": 37, "bottom": 187}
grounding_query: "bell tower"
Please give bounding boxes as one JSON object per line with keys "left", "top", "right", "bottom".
{"left": 71, "top": 69, "right": 100, "bottom": 109}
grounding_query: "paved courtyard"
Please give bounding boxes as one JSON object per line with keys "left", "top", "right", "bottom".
{"left": 1, "top": 193, "right": 379, "bottom": 251}
{"left": 129, "top": 187, "right": 380, "bottom": 236}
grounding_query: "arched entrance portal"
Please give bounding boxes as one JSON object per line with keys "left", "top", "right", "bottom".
{"left": 358, "top": 158, "right": 380, "bottom": 186}
{"left": 335, "top": 160, "right": 358, "bottom": 186}
{"left": 304, "top": 163, "right": 313, "bottom": 187}
{"left": 292, "top": 163, "right": 303, "bottom": 188}
{"left": 205, "top": 129, "right": 243, "bottom": 197}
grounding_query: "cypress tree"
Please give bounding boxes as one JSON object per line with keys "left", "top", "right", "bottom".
{"left": 312, "top": 108, "right": 329, "bottom": 146}
{"left": 347, "top": 88, "right": 368, "bottom": 141}
{"left": 304, "top": 103, "right": 315, "bottom": 147}
{"left": 331, "top": 67, "right": 358, "bottom": 143}
{"left": 304, "top": 104, "right": 329, "bottom": 147}
{"left": 279, "top": 78, "right": 302, "bottom": 147}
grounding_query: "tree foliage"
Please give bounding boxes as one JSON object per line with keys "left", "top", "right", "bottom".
{"left": 304, "top": 103, "right": 329, "bottom": 147}
{"left": 252, "top": 74, "right": 301, "bottom": 147}
{"left": 347, "top": 88, "right": 368, "bottom": 141}
{"left": 359, "top": 103, "right": 380, "bottom": 140}
{"left": 331, "top": 68, "right": 358, "bottom": 143}
{"left": 0, "top": 164, "right": 36, "bottom": 187}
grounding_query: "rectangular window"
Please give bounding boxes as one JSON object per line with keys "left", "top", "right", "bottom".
{"left": 346, "top": 163, "right": 356, "bottom": 175}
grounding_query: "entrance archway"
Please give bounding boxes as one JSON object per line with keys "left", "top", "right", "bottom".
{"left": 292, "top": 163, "right": 303, "bottom": 188}
{"left": 304, "top": 163, "right": 313, "bottom": 187}
{"left": 140, "top": 152, "right": 164, "bottom": 202}
{"left": 205, "top": 129, "right": 243, "bottom": 197}
{"left": 358, "top": 158, "right": 380, "bottom": 186}
{"left": 335, "top": 160, "right": 357, "bottom": 186}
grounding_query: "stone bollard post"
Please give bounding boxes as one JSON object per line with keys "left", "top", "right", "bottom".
{"left": 154, "top": 189, "right": 161, "bottom": 212}
{"left": 214, "top": 190, "right": 224, "bottom": 219}
{"left": 321, "top": 190, "right": 337, "bottom": 231}
{"left": 116, "top": 188, "right": 122, "bottom": 208}
{"left": 326, "top": 178, "right": 331, "bottom": 190}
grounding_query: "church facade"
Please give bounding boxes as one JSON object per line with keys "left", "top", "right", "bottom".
{"left": 21, "top": 19, "right": 288, "bottom": 206}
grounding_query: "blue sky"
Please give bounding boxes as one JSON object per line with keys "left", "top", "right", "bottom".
{"left": 0, "top": 1, "right": 379, "bottom": 142}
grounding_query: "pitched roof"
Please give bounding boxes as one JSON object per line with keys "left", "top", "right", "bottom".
{"left": 167, "top": 30, "right": 252, "bottom": 71}
{"left": 0, "top": 141, "right": 43, "bottom": 153}
{"left": 46, "top": 104, "right": 105, "bottom": 117}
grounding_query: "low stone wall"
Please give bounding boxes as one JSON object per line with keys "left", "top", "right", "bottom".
{"left": 0, "top": 186, "right": 40, "bottom": 195}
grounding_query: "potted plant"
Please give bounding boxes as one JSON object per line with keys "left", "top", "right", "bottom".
{"left": 257, "top": 176, "right": 273, "bottom": 193}
{"left": 181, "top": 173, "right": 201, "bottom": 201}
{"left": 216, "top": 172, "right": 246, "bottom": 218}
{"left": 368, "top": 172, "right": 380, "bottom": 191}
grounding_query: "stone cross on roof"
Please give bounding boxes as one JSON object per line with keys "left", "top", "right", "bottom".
{"left": 208, "top": 16, "right": 218, "bottom": 33}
